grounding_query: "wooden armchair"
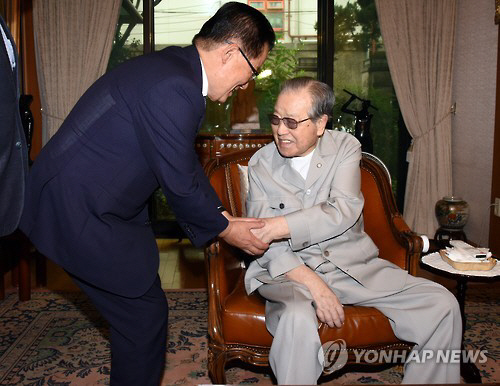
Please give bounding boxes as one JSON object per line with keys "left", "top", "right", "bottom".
{"left": 204, "top": 149, "right": 423, "bottom": 384}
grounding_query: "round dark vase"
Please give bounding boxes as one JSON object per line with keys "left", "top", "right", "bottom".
{"left": 435, "top": 196, "right": 470, "bottom": 230}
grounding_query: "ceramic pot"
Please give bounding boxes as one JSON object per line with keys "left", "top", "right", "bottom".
{"left": 435, "top": 196, "right": 470, "bottom": 230}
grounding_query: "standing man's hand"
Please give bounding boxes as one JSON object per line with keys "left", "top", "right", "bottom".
{"left": 218, "top": 212, "right": 269, "bottom": 255}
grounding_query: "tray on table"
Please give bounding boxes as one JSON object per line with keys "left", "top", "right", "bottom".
{"left": 439, "top": 250, "right": 497, "bottom": 271}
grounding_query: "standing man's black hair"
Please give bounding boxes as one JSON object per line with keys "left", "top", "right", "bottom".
{"left": 193, "top": 1, "right": 275, "bottom": 59}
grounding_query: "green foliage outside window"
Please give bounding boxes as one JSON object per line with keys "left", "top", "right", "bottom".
{"left": 107, "top": 32, "right": 142, "bottom": 71}
{"left": 254, "top": 43, "right": 305, "bottom": 130}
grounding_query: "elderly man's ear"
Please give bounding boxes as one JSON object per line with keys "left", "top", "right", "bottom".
{"left": 317, "top": 114, "right": 329, "bottom": 136}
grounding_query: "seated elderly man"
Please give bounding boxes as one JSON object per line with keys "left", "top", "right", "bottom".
{"left": 244, "top": 77, "right": 461, "bottom": 385}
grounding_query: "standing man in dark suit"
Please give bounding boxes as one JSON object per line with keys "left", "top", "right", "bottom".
{"left": 0, "top": 14, "right": 28, "bottom": 237}
{"left": 20, "top": 3, "right": 275, "bottom": 385}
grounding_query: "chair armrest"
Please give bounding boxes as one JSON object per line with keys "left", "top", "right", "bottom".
{"left": 361, "top": 155, "right": 423, "bottom": 275}
{"left": 205, "top": 238, "right": 246, "bottom": 344}
{"left": 391, "top": 215, "right": 424, "bottom": 275}
{"left": 205, "top": 239, "right": 245, "bottom": 300}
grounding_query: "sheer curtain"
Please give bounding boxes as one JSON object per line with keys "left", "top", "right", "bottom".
{"left": 375, "top": 0, "right": 457, "bottom": 236}
{"left": 32, "top": 0, "right": 121, "bottom": 142}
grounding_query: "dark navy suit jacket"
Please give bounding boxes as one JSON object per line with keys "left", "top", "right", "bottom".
{"left": 0, "top": 15, "right": 28, "bottom": 237}
{"left": 20, "top": 45, "right": 228, "bottom": 297}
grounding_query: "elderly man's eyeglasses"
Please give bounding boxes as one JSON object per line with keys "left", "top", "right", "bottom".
{"left": 268, "top": 114, "right": 311, "bottom": 129}
{"left": 226, "top": 40, "right": 259, "bottom": 80}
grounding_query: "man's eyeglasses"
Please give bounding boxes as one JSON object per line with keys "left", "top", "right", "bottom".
{"left": 225, "top": 40, "right": 259, "bottom": 80}
{"left": 268, "top": 114, "right": 311, "bottom": 129}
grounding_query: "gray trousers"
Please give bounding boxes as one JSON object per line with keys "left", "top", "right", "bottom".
{"left": 257, "top": 262, "right": 462, "bottom": 385}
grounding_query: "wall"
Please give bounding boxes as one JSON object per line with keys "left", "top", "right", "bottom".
{"left": 452, "top": 0, "right": 498, "bottom": 246}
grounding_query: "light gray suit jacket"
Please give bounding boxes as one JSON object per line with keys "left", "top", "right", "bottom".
{"left": 244, "top": 130, "right": 408, "bottom": 295}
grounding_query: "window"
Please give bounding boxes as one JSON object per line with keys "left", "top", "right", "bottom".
{"left": 265, "top": 12, "right": 284, "bottom": 31}
{"left": 333, "top": 0, "right": 409, "bottom": 208}
{"left": 108, "top": 0, "right": 407, "bottom": 209}
{"left": 248, "top": 1, "right": 284, "bottom": 11}
{"left": 267, "top": 1, "right": 284, "bottom": 10}
{"left": 248, "top": 2, "right": 265, "bottom": 10}
{"left": 109, "top": 0, "right": 318, "bottom": 132}
{"left": 108, "top": 0, "right": 144, "bottom": 71}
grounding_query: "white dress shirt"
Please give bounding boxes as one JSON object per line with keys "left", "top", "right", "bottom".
{"left": 290, "top": 148, "right": 315, "bottom": 180}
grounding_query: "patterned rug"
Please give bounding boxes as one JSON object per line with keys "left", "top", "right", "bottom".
{"left": 0, "top": 286, "right": 498, "bottom": 385}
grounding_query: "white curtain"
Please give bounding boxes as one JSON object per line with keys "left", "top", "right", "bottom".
{"left": 375, "top": 0, "right": 457, "bottom": 236}
{"left": 33, "top": 0, "right": 121, "bottom": 142}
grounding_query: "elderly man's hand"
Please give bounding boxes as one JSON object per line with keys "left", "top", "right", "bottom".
{"left": 218, "top": 212, "right": 269, "bottom": 255}
{"left": 309, "top": 279, "right": 345, "bottom": 328}
{"left": 250, "top": 216, "right": 290, "bottom": 244}
{"left": 286, "top": 265, "right": 345, "bottom": 328}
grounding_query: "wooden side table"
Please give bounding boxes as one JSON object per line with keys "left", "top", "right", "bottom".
{"left": 421, "top": 247, "right": 499, "bottom": 383}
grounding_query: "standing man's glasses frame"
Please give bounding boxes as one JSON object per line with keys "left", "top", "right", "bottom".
{"left": 225, "top": 40, "right": 260, "bottom": 80}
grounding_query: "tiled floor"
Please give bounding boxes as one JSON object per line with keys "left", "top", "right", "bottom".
{"left": 9, "top": 239, "right": 207, "bottom": 293}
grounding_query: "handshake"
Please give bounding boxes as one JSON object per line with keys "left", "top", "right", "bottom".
{"left": 218, "top": 213, "right": 290, "bottom": 255}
